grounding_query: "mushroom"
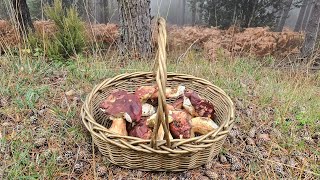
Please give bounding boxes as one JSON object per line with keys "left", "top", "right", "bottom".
{"left": 172, "top": 96, "right": 183, "bottom": 109}
{"left": 151, "top": 85, "right": 186, "bottom": 99}
{"left": 142, "top": 103, "right": 156, "bottom": 117}
{"left": 135, "top": 86, "right": 157, "bottom": 102}
{"left": 157, "top": 124, "right": 173, "bottom": 140}
{"left": 191, "top": 117, "right": 219, "bottom": 135}
{"left": 166, "top": 85, "right": 186, "bottom": 98}
{"left": 127, "top": 117, "right": 152, "bottom": 139}
{"left": 146, "top": 113, "right": 173, "bottom": 128}
{"left": 182, "top": 96, "right": 196, "bottom": 116}
{"left": 146, "top": 113, "right": 174, "bottom": 140}
{"left": 169, "top": 110, "right": 192, "bottom": 139}
{"left": 107, "top": 116, "right": 128, "bottom": 136}
{"left": 100, "top": 90, "right": 142, "bottom": 123}
{"left": 166, "top": 104, "right": 175, "bottom": 111}
{"left": 184, "top": 90, "right": 215, "bottom": 119}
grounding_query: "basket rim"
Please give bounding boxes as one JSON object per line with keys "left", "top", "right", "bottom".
{"left": 81, "top": 71, "right": 235, "bottom": 154}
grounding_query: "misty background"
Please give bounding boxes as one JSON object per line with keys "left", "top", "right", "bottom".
{"left": 0, "top": 0, "right": 306, "bottom": 29}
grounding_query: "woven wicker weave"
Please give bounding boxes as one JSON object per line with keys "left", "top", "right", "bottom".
{"left": 81, "top": 18, "right": 234, "bottom": 171}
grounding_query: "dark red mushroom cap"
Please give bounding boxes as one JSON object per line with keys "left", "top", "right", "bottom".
{"left": 169, "top": 110, "right": 192, "bottom": 139}
{"left": 100, "top": 90, "right": 142, "bottom": 123}
{"left": 184, "top": 90, "right": 215, "bottom": 119}
{"left": 127, "top": 117, "right": 152, "bottom": 139}
{"left": 135, "top": 86, "right": 157, "bottom": 102}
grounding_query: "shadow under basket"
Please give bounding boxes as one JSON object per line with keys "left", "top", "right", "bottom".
{"left": 81, "top": 72, "right": 235, "bottom": 171}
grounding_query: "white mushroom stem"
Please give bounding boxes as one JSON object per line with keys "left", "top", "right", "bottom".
{"left": 157, "top": 124, "right": 173, "bottom": 140}
{"left": 108, "top": 117, "right": 128, "bottom": 136}
{"left": 191, "top": 117, "right": 219, "bottom": 135}
{"left": 183, "top": 96, "right": 196, "bottom": 116}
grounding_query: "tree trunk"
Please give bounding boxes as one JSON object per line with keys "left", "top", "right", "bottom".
{"left": 302, "top": 0, "right": 314, "bottom": 31}
{"left": 182, "top": 0, "right": 186, "bottom": 25}
{"left": 275, "top": 0, "right": 294, "bottom": 32}
{"left": 294, "top": 0, "right": 309, "bottom": 32}
{"left": 102, "top": 0, "right": 109, "bottom": 23}
{"left": 118, "top": 0, "right": 152, "bottom": 59}
{"left": 191, "top": 0, "right": 196, "bottom": 25}
{"left": 12, "top": 0, "right": 34, "bottom": 38}
{"left": 301, "top": 0, "right": 320, "bottom": 58}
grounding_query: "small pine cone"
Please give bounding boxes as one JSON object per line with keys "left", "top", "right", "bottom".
{"left": 63, "top": 150, "right": 74, "bottom": 160}
{"left": 229, "top": 128, "right": 240, "bottom": 137}
{"left": 230, "top": 162, "right": 242, "bottom": 171}
{"left": 34, "top": 138, "right": 47, "bottom": 148}
{"left": 219, "top": 154, "right": 227, "bottom": 164}
{"left": 274, "top": 164, "right": 285, "bottom": 177}
{"left": 43, "top": 149, "right": 52, "bottom": 159}
{"left": 78, "top": 150, "right": 87, "bottom": 159}
{"left": 241, "top": 156, "right": 253, "bottom": 166}
{"left": 30, "top": 116, "right": 38, "bottom": 125}
{"left": 259, "top": 148, "right": 269, "bottom": 158}
{"left": 245, "top": 145, "right": 256, "bottom": 153}
{"left": 204, "top": 160, "right": 214, "bottom": 169}
{"left": 204, "top": 170, "right": 219, "bottom": 180}
{"left": 228, "top": 136, "right": 236, "bottom": 144}
{"left": 51, "top": 122, "right": 60, "bottom": 133}
{"left": 74, "top": 161, "right": 84, "bottom": 174}
{"left": 56, "top": 156, "right": 64, "bottom": 164}
{"left": 248, "top": 127, "right": 257, "bottom": 138}
{"left": 245, "top": 137, "right": 255, "bottom": 145}
{"left": 96, "top": 165, "right": 108, "bottom": 177}
{"left": 225, "top": 153, "right": 237, "bottom": 164}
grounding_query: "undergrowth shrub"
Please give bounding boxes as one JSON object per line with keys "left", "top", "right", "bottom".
{"left": 45, "top": 0, "right": 86, "bottom": 60}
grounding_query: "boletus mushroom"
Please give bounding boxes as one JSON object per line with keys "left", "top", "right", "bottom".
{"left": 169, "top": 110, "right": 192, "bottom": 139}
{"left": 146, "top": 113, "right": 173, "bottom": 128}
{"left": 108, "top": 116, "right": 128, "bottom": 136}
{"left": 127, "top": 117, "right": 152, "bottom": 139}
{"left": 146, "top": 113, "right": 174, "bottom": 140}
{"left": 184, "top": 90, "right": 215, "bottom": 119}
{"left": 135, "top": 86, "right": 157, "bottom": 103}
{"left": 100, "top": 90, "right": 142, "bottom": 123}
{"left": 172, "top": 96, "right": 183, "bottom": 110}
{"left": 151, "top": 85, "right": 186, "bottom": 99}
{"left": 182, "top": 96, "right": 196, "bottom": 116}
{"left": 191, "top": 117, "right": 219, "bottom": 135}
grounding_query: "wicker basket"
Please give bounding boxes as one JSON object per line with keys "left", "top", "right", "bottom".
{"left": 81, "top": 18, "right": 234, "bottom": 171}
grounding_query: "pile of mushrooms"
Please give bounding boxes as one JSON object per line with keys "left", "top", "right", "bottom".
{"left": 99, "top": 85, "right": 219, "bottom": 140}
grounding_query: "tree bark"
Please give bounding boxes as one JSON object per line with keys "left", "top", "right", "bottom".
{"left": 190, "top": 0, "right": 196, "bottom": 25}
{"left": 302, "top": 0, "right": 314, "bottom": 31}
{"left": 294, "top": 0, "right": 309, "bottom": 32}
{"left": 118, "top": 0, "right": 152, "bottom": 59}
{"left": 182, "top": 0, "right": 186, "bottom": 25}
{"left": 102, "top": 0, "right": 109, "bottom": 23}
{"left": 12, "top": 0, "right": 34, "bottom": 38}
{"left": 275, "top": 0, "right": 294, "bottom": 32}
{"left": 301, "top": 0, "right": 320, "bottom": 58}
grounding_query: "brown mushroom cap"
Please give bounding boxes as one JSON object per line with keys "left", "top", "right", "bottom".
{"left": 135, "top": 86, "right": 157, "bottom": 102}
{"left": 127, "top": 117, "right": 152, "bottom": 139}
{"left": 100, "top": 90, "right": 142, "bottom": 123}
{"left": 184, "top": 90, "right": 215, "bottom": 119}
{"left": 169, "top": 110, "right": 192, "bottom": 139}
{"left": 151, "top": 85, "right": 185, "bottom": 99}
{"left": 172, "top": 96, "right": 183, "bottom": 109}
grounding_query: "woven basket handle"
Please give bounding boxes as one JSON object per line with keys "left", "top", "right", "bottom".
{"left": 151, "top": 17, "right": 171, "bottom": 149}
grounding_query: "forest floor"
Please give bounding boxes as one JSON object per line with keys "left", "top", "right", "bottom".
{"left": 0, "top": 51, "right": 319, "bottom": 179}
